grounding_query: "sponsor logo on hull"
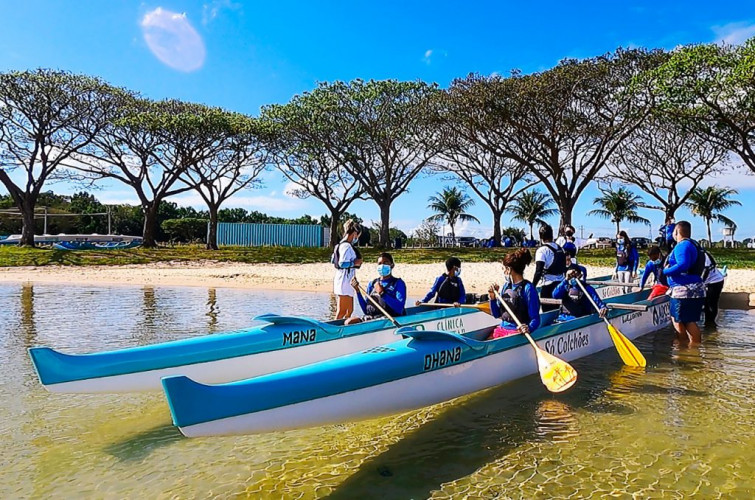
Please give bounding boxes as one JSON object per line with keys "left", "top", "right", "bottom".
{"left": 423, "top": 346, "right": 462, "bottom": 371}
{"left": 652, "top": 302, "right": 671, "bottom": 326}
{"left": 282, "top": 329, "right": 316, "bottom": 346}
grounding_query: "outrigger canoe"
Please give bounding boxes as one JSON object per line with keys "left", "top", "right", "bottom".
{"left": 28, "top": 306, "right": 499, "bottom": 393}
{"left": 162, "top": 290, "right": 671, "bottom": 437}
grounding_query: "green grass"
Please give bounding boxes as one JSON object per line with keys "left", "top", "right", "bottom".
{"left": 1, "top": 245, "right": 754, "bottom": 268}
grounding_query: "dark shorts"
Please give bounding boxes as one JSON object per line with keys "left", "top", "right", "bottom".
{"left": 670, "top": 297, "right": 704, "bottom": 323}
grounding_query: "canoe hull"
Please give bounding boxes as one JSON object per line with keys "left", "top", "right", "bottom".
{"left": 33, "top": 309, "right": 498, "bottom": 393}
{"left": 169, "top": 294, "right": 671, "bottom": 437}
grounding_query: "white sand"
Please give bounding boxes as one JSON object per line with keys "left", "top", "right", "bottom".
{"left": 0, "top": 261, "right": 752, "bottom": 295}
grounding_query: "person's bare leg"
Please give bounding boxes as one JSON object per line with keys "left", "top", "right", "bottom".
{"left": 686, "top": 321, "right": 702, "bottom": 344}
{"left": 344, "top": 317, "right": 363, "bottom": 325}
{"left": 335, "top": 295, "right": 353, "bottom": 319}
{"left": 672, "top": 320, "right": 688, "bottom": 343}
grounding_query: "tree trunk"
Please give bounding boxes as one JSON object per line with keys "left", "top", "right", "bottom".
{"left": 529, "top": 222, "right": 534, "bottom": 241}
{"left": 557, "top": 198, "right": 574, "bottom": 236}
{"left": 206, "top": 206, "right": 219, "bottom": 250}
{"left": 707, "top": 219, "right": 712, "bottom": 247}
{"left": 379, "top": 202, "right": 391, "bottom": 248}
{"left": 142, "top": 204, "right": 160, "bottom": 248}
{"left": 450, "top": 223, "right": 456, "bottom": 244}
{"left": 20, "top": 200, "right": 37, "bottom": 247}
{"left": 492, "top": 209, "right": 502, "bottom": 245}
{"left": 616, "top": 221, "right": 620, "bottom": 235}
{"left": 329, "top": 209, "right": 341, "bottom": 248}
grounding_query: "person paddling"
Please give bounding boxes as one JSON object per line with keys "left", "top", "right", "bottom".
{"left": 552, "top": 268, "right": 608, "bottom": 322}
{"left": 332, "top": 219, "right": 364, "bottom": 320}
{"left": 614, "top": 230, "right": 639, "bottom": 283}
{"left": 415, "top": 257, "right": 466, "bottom": 306}
{"left": 347, "top": 252, "right": 407, "bottom": 325}
{"left": 532, "top": 224, "right": 566, "bottom": 312}
{"left": 487, "top": 248, "right": 541, "bottom": 339}
{"left": 563, "top": 241, "right": 587, "bottom": 279}
{"left": 662, "top": 221, "right": 705, "bottom": 343}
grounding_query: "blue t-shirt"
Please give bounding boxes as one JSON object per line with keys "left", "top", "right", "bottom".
{"left": 552, "top": 278, "right": 606, "bottom": 321}
{"left": 420, "top": 274, "right": 466, "bottom": 304}
{"left": 615, "top": 243, "right": 639, "bottom": 273}
{"left": 489, "top": 281, "right": 541, "bottom": 332}
{"left": 640, "top": 260, "right": 662, "bottom": 288}
{"left": 357, "top": 276, "right": 407, "bottom": 316}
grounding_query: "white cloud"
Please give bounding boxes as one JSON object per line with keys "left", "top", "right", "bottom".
{"left": 712, "top": 21, "right": 755, "bottom": 45}
{"left": 202, "top": 0, "right": 241, "bottom": 25}
{"left": 423, "top": 49, "right": 433, "bottom": 64}
{"left": 141, "top": 7, "right": 206, "bottom": 72}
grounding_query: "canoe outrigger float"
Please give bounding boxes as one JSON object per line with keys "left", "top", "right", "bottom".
{"left": 28, "top": 306, "right": 499, "bottom": 393}
{"left": 162, "top": 290, "right": 671, "bottom": 437}
{"left": 27, "top": 275, "right": 631, "bottom": 394}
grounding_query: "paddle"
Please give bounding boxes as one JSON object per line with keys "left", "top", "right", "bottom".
{"left": 493, "top": 289, "right": 577, "bottom": 393}
{"left": 353, "top": 281, "right": 401, "bottom": 328}
{"left": 574, "top": 279, "right": 646, "bottom": 368}
{"left": 418, "top": 302, "right": 492, "bottom": 314}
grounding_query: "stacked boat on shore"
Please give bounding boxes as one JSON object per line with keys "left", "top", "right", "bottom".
{"left": 28, "top": 276, "right": 669, "bottom": 438}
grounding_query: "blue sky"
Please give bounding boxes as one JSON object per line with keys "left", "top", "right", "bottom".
{"left": 1, "top": 0, "right": 754, "bottom": 240}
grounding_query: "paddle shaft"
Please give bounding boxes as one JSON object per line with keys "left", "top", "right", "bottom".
{"left": 418, "top": 302, "right": 484, "bottom": 310}
{"left": 355, "top": 282, "right": 400, "bottom": 327}
{"left": 574, "top": 279, "right": 611, "bottom": 327}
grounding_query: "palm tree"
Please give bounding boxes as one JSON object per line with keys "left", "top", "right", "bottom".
{"left": 426, "top": 187, "right": 480, "bottom": 242}
{"left": 588, "top": 187, "right": 650, "bottom": 234}
{"left": 507, "top": 190, "right": 558, "bottom": 240}
{"left": 685, "top": 186, "right": 740, "bottom": 245}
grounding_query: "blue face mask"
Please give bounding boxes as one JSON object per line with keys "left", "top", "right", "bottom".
{"left": 455, "top": 268, "right": 461, "bottom": 277}
{"left": 569, "top": 278, "right": 578, "bottom": 286}
{"left": 377, "top": 264, "right": 392, "bottom": 277}
{"left": 617, "top": 238, "right": 625, "bottom": 245}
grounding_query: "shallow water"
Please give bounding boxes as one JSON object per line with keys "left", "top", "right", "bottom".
{"left": 1, "top": 283, "right": 753, "bottom": 499}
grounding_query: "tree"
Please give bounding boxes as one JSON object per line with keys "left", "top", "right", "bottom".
{"left": 410, "top": 218, "right": 441, "bottom": 247}
{"left": 506, "top": 189, "right": 558, "bottom": 240}
{"left": 650, "top": 39, "right": 755, "bottom": 173}
{"left": 449, "top": 48, "right": 667, "bottom": 233}
{"left": 588, "top": 186, "right": 651, "bottom": 234}
{"left": 684, "top": 186, "right": 741, "bottom": 244}
{"left": 261, "top": 101, "right": 366, "bottom": 248}
{"left": 426, "top": 186, "right": 480, "bottom": 241}
{"left": 603, "top": 114, "right": 728, "bottom": 220}
{"left": 286, "top": 79, "right": 442, "bottom": 247}
{"left": 178, "top": 111, "right": 268, "bottom": 249}
{"left": 434, "top": 89, "right": 538, "bottom": 244}
{"left": 0, "top": 69, "right": 121, "bottom": 246}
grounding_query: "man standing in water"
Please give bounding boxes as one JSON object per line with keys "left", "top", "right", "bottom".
{"left": 532, "top": 224, "right": 566, "bottom": 312}
{"left": 662, "top": 221, "right": 705, "bottom": 343}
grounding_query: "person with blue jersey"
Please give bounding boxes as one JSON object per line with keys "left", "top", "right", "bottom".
{"left": 640, "top": 245, "right": 670, "bottom": 299}
{"left": 662, "top": 221, "right": 705, "bottom": 343}
{"left": 487, "top": 248, "right": 541, "bottom": 339}
{"left": 614, "top": 230, "right": 639, "bottom": 283}
{"left": 347, "top": 252, "right": 407, "bottom": 325}
{"left": 563, "top": 241, "right": 587, "bottom": 279}
{"left": 533, "top": 224, "right": 567, "bottom": 311}
{"left": 552, "top": 268, "right": 608, "bottom": 322}
{"left": 416, "top": 256, "right": 466, "bottom": 306}
{"left": 332, "top": 219, "right": 363, "bottom": 319}
{"left": 660, "top": 216, "right": 676, "bottom": 252}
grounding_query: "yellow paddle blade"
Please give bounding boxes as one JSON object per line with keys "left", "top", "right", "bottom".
{"left": 607, "top": 323, "right": 647, "bottom": 368}
{"left": 535, "top": 348, "right": 578, "bottom": 393}
{"left": 475, "top": 301, "right": 491, "bottom": 314}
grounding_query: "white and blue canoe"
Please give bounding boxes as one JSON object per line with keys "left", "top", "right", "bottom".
{"left": 28, "top": 306, "right": 499, "bottom": 393}
{"left": 162, "top": 290, "right": 671, "bottom": 437}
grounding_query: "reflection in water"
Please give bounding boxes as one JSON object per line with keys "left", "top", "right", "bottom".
{"left": 206, "top": 288, "right": 218, "bottom": 333}
{"left": 1, "top": 285, "right": 754, "bottom": 498}
{"left": 21, "top": 283, "right": 36, "bottom": 345}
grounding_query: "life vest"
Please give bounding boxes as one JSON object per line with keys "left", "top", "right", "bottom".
{"left": 436, "top": 274, "right": 462, "bottom": 303}
{"left": 616, "top": 243, "right": 634, "bottom": 267}
{"left": 499, "top": 281, "right": 531, "bottom": 326}
{"left": 330, "top": 240, "right": 361, "bottom": 269}
{"left": 559, "top": 282, "right": 591, "bottom": 318}
{"left": 366, "top": 276, "right": 402, "bottom": 316}
{"left": 683, "top": 239, "right": 706, "bottom": 276}
{"left": 540, "top": 243, "right": 566, "bottom": 275}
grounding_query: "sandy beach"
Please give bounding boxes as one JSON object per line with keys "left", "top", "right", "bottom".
{"left": 1, "top": 261, "right": 753, "bottom": 296}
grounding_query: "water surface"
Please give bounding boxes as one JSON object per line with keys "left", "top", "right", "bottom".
{"left": 1, "top": 283, "right": 753, "bottom": 498}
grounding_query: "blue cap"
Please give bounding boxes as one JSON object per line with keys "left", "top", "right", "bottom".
{"left": 563, "top": 241, "right": 577, "bottom": 257}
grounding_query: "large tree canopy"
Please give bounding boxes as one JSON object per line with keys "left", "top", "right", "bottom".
{"left": 0, "top": 69, "right": 122, "bottom": 246}
{"left": 650, "top": 38, "right": 755, "bottom": 172}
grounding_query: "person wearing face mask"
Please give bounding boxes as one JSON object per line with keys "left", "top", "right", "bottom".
{"left": 416, "top": 256, "right": 466, "bottom": 306}
{"left": 563, "top": 241, "right": 587, "bottom": 279}
{"left": 487, "top": 248, "right": 541, "bottom": 339}
{"left": 346, "top": 252, "right": 407, "bottom": 325}
{"left": 659, "top": 216, "right": 676, "bottom": 252}
{"left": 552, "top": 268, "right": 608, "bottom": 322}
{"left": 332, "top": 219, "right": 364, "bottom": 320}
{"left": 640, "top": 245, "right": 669, "bottom": 299}
{"left": 614, "top": 230, "right": 639, "bottom": 283}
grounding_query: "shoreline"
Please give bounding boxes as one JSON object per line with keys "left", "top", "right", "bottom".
{"left": 2, "top": 261, "right": 754, "bottom": 295}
